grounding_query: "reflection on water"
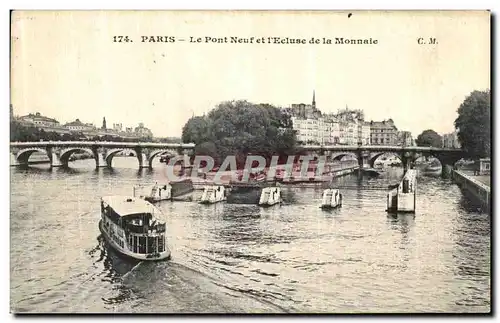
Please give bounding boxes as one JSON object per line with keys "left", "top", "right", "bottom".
{"left": 10, "top": 157, "right": 490, "bottom": 313}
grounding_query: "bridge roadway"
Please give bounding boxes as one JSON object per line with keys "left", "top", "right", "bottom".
{"left": 9, "top": 141, "right": 465, "bottom": 171}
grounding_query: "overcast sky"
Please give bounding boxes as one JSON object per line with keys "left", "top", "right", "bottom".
{"left": 11, "top": 11, "right": 490, "bottom": 138}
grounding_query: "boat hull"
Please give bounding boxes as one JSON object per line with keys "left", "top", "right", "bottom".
{"left": 99, "top": 220, "right": 171, "bottom": 261}
{"left": 259, "top": 201, "right": 280, "bottom": 207}
{"left": 144, "top": 196, "right": 172, "bottom": 203}
{"left": 171, "top": 179, "right": 195, "bottom": 198}
{"left": 199, "top": 199, "right": 225, "bottom": 205}
{"left": 320, "top": 204, "right": 341, "bottom": 210}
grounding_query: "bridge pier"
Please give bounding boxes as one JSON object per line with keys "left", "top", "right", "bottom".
{"left": 46, "top": 147, "right": 63, "bottom": 167}
{"left": 356, "top": 150, "right": 371, "bottom": 170}
{"left": 50, "top": 153, "right": 63, "bottom": 167}
{"left": 10, "top": 152, "right": 20, "bottom": 166}
{"left": 400, "top": 151, "right": 417, "bottom": 173}
{"left": 138, "top": 153, "right": 150, "bottom": 169}
{"left": 133, "top": 147, "right": 151, "bottom": 169}
{"left": 441, "top": 164, "right": 454, "bottom": 179}
{"left": 92, "top": 147, "right": 107, "bottom": 168}
{"left": 179, "top": 158, "right": 193, "bottom": 177}
{"left": 95, "top": 153, "right": 107, "bottom": 168}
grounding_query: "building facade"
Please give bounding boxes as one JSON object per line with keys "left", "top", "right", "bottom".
{"left": 288, "top": 94, "right": 371, "bottom": 146}
{"left": 18, "top": 112, "right": 60, "bottom": 128}
{"left": 397, "top": 130, "right": 413, "bottom": 146}
{"left": 442, "top": 131, "right": 461, "bottom": 148}
{"left": 64, "top": 119, "right": 96, "bottom": 132}
{"left": 113, "top": 123, "right": 123, "bottom": 132}
{"left": 362, "top": 122, "right": 371, "bottom": 145}
{"left": 134, "top": 123, "right": 154, "bottom": 138}
{"left": 369, "top": 119, "right": 398, "bottom": 145}
{"left": 17, "top": 112, "right": 70, "bottom": 134}
{"left": 335, "top": 108, "right": 369, "bottom": 145}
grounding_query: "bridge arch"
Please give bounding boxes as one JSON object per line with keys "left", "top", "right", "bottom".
{"left": 330, "top": 152, "right": 358, "bottom": 163}
{"left": 429, "top": 152, "right": 463, "bottom": 168}
{"left": 16, "top": 148, "right": 49, "bottom": 165}
{"left": 105, "top": 148, "right": 139, "bottom": 168}
{"left": 148, "top": 149, "right": 178, "bottom": 168}
{"left": 369, "top": 152, "right": 402, "bottom": 168}
{"left": 59, "top": 148, "right": 95, "bottom": 167}
{"left": 415, "top": 152, "right": 463, "bottom": 176}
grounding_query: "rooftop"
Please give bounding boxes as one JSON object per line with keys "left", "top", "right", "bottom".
{"left": 101, "top": 195, "right": 162, "bottom": 217}
{"left": 19, "top": 112, "right": 59, "bottom": 123}
{"left": 370, "top": 119, "right": 397, "bottom": 129}
{"left": 65, "top": 119, "right": 87, "bottom": 126}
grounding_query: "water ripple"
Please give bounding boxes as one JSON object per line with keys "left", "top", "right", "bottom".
{"left": 10, "top": 160, "right": 491, "bottom": 313}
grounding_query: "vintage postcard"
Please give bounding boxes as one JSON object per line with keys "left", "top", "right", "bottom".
{"left": 10, "top": 10, "right": 491, "bottom": 314}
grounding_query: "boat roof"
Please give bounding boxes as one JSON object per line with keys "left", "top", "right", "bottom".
{"left": 101, "top": 195, "right": 161, "bottom": 217}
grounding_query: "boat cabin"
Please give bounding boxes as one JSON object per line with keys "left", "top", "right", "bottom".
{"left": 100, "top": 196, "right": 166, "bottom": 255}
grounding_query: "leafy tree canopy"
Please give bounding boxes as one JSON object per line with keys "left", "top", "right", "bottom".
{"left": 415, "top": 129, "right": 442, "bottom": 148}
{"left": 454, "top": 89, "right": 491, "bottom": 159}
{"left": 181, "top": 100, "right": 298, "bottom": 166}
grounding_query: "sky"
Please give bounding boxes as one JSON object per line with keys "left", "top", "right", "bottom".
{"left": 10, "top": 10, "right": 490, "bottom": 138}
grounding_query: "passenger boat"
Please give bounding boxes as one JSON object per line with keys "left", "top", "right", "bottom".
{"left": 99, "top": 196, "right": 171, "bottom": 261}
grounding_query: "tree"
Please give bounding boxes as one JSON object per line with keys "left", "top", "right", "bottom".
{"left": 454, "top": 90, "right": 491, "bottom": 159}
{"left": 416, "top": 129, "right": 443, "bottom": 148}
{"left": 194, "top": 141, "right": 220, "bottom": 165}
{"left": 181, "top": 100, "right": 298, "bottom": 167}
{"left": 181, "top": 116, "right": 210, "bottom": 144}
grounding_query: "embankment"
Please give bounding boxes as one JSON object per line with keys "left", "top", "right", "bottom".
{"left": 452, "top": 170, "right": 490, "bottom": 211}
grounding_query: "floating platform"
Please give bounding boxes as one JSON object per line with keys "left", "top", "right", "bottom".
{"left": 199, "top": 185, "right": 226, "bottom": 204}
{"left": 134, "top": 183, "right": 172, "bottom": 203}
{"left": 386, "top": 169, "right": 417, "bottom": 213}
{"left": 134, "top": 179, "right": 194, "bottom": 203}
{"left": 259, "top": 186, "right": 281, "bottom": 207}
{"left": 320, "top": 189, "right": 342, "bottom": 210}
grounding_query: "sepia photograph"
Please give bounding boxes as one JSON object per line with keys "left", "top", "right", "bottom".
{"left": 9, "top": 10, "right": 491, "bottom": 314}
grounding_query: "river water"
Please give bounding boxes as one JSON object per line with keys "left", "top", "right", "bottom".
{"left": 10, "top": 157, "right": 491, "bottom": 313}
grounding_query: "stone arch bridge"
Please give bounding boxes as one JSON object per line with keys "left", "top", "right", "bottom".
{"left": 10, "top": 141, "right": 195, "bottom": 169}
{"left": 300, "top": 145, "right": 466, "bottom": 173}
{"left": 10, "top": 142, "right": 466, "bottom": 173}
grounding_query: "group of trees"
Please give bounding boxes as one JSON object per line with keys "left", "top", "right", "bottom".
{"left": 182, "top": 100, "right": 298, "bottom": 167}
{"left": 415, "top": 89, "right": 490, "bottom": 160}
{"left": 454, "top": 89, "right": 490, "bottom": 159}
{"left": 415, "top": 129, "right": 443, "bottom": 148}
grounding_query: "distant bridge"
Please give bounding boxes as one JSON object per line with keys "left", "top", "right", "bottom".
{"left": 10, "top": 141, "right": 195, "bottom": 169}
{"left": 299, "top": 144, "right": 466, "bottom": 173}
